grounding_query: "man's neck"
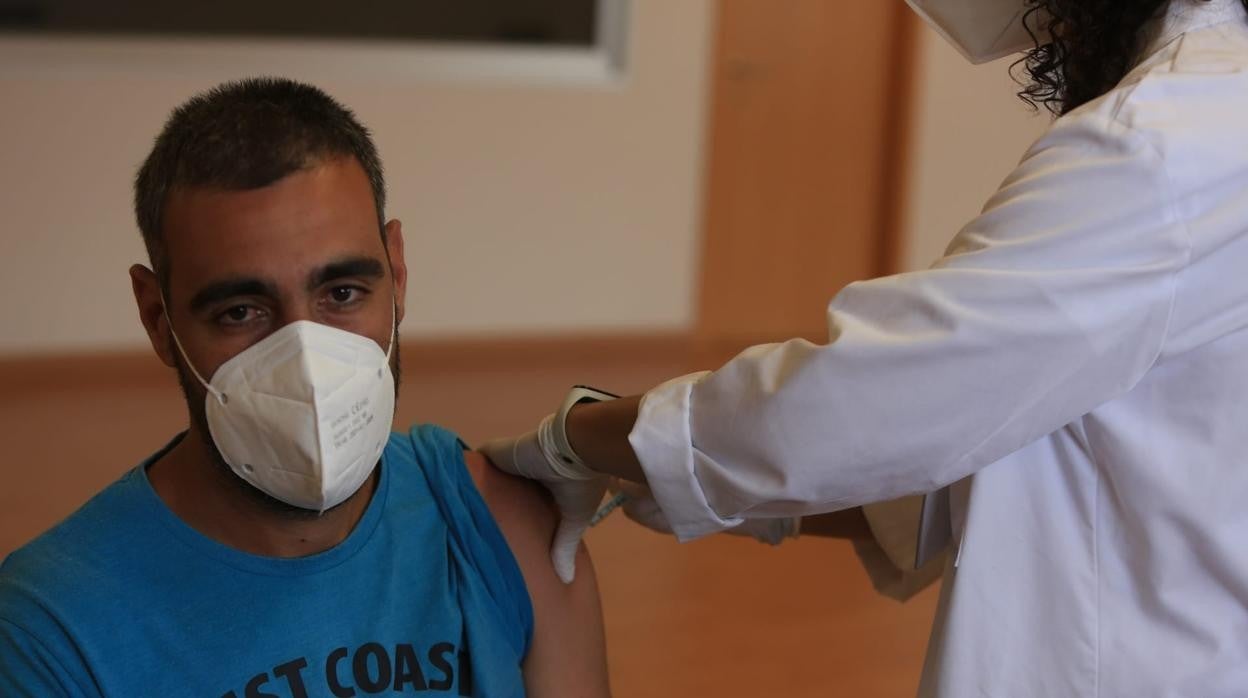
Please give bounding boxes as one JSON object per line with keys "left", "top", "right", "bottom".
{"left": 147, "top": 430, "right": 378, "bottom": 558}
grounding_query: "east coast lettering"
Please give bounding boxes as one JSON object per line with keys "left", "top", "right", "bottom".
{"left": 220, "top": 641, "right": 473, "bottom": 697}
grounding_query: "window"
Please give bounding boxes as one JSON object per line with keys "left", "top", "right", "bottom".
{"left": 0, "top": 0, "right": 630, "bottom": 85}
{"left": 0, "top": 1, "right": 598, "bottom": 47}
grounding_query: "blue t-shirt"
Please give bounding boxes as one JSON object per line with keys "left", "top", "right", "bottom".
{"left": 0, "top": 425, "right": 533, "bottom": 697}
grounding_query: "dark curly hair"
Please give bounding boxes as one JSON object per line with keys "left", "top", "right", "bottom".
{"left": 1017, "top": 0, "right": 1248, "bottom": 114}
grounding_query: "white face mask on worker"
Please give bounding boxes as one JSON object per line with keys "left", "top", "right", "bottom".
{"left": 906, "top": 0, "right": 1039, "bottom": 64}
{"left": 168, "top": 317, "right": 396, "bottom": 513}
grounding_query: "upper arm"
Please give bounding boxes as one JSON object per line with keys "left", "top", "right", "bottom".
{"left": 463, "top": 451, "right": 610, "bottom": 698}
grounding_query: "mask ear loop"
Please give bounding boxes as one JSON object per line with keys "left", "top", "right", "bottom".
{"left": 383, "top": 299, "right": 398, "bottom": 362}
{"left": 162, "top": 303, "right": 229, "bottom": 405}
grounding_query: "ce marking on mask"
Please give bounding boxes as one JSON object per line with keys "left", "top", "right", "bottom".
{"left": 329, "top": 398, "right": 376, "bottom": 451}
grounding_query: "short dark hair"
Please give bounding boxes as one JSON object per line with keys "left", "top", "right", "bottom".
{"left": 134, "top": 77, "right": 386, "bottom": 282}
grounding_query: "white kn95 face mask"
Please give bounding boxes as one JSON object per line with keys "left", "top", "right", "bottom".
{"left": 906, "top": 0, "right": 1042, "bottom": 64}
{"left": 168, "top": 316, "right": 396, "bottom": 513}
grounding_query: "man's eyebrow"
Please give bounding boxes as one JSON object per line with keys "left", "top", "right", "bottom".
{"left": 307, "top": 256, "right": 387, "bottom": 291}
{"left": 189, "top": 278, "right": 280, "bottom": 313}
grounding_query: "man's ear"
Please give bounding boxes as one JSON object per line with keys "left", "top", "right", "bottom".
{"left": 384, "top": 219, "right": 408, "bottom": 324}
{"left": 130, "top": 264, "right": 177, "bottom": 368}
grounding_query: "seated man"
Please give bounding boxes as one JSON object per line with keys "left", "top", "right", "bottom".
{"left": 0, "top": 78, "right": 609, "bottom": 697}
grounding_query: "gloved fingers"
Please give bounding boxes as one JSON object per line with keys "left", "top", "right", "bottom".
{"left": 545, "top": 477, "right": 608, "bottom": 584}
{"left": 478, "top": 430, "right": 544, "bottom": 480}
{"left": 551, "top": 518, "right": 590, "bottom": 584}
{"left": 550, "top": 477, "right": 607, "bottom": 516}
{"left": 477, "top": 435, "right": 519, "bottom": 474}
{"left": 616, "top": 480, "right": 674, "bottom": 535}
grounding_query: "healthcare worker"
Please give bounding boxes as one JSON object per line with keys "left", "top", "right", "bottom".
{"left": 484, "top": 0, "right": 1248, "bottom": 694}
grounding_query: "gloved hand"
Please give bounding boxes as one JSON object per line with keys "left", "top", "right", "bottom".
{"left": 479, "top": 414, "right": 608, "bottom": 584}
{"left": 614, "top": 479, "right": 800, "bottom": 545}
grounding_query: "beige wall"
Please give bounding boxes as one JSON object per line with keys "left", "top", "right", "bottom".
{"left": 900, "top": 24, "right": 1052, "bottom": 272}
{"left": 0, "top": 6, "right": 1057, "bottom": 357}
{"left": 0, "top": 1, "right": 715, "bottom": 356}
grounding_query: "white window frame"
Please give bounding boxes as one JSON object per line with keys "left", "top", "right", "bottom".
{"left": 0, "top": 0, "right": 630, "bottom": 87}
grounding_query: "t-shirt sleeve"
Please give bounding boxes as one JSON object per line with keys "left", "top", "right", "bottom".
{"left": 0, "top": 618, "right": 92, "bottom": 698}
{"left": 402, "top": 425, "right": 536, "bottom": 658}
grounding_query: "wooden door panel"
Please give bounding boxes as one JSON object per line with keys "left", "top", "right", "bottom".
{"left": 697, "top": 0, "right": 916, "bottom": 360}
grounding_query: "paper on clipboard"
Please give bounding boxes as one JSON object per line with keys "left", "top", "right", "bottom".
{"left": 915, "top": 486, "right": 953, "bottom": 570}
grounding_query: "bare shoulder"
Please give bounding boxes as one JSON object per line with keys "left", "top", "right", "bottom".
{"left": 459, "top": 450, "right": 568, "bottom": 596}
{"left": 461, "top": 450, "right": 610, "bottom": 696}
{"left": 461, "top": 451, "right": 558, "bottom": 538}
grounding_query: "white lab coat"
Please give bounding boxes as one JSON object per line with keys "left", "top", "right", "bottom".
{"left": 628, "top": 1, "right": 1248, "bottom": 694}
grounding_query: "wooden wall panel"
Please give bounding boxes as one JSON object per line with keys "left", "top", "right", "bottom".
{"left": 0, "top": 340, "right": 938, "bottom": 696}
{"left": 696, "top": 0, "right": 919, "bottom": 362}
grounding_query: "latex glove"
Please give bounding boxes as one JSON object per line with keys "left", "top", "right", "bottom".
{"left": 614, "top": 480, "right": 800, "bottom": 545}
{"left": 479, "top": 414, "right": 608, "bottom": 584}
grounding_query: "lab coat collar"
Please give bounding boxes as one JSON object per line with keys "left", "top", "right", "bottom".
{"left": 1136, "top": 0, "right": 1248, "bottom": 66}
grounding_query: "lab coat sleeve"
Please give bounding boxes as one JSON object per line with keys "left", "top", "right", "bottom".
{"left": 628, "top": 113, "right": 1191, "bottom": 540}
